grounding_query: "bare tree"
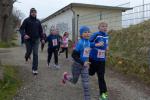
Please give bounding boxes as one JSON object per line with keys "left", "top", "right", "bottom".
{"left": 0, "top": 0, "right": 17, "bottom": 42}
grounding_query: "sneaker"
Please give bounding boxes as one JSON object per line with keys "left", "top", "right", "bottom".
{"left": 32, "top": 70, "right": 38, "bottom": 75}
{"left": 62, "top": 72, "right": 68, "bottom": 84}
{"left": 25, "top": 56, "right": 31, "bottom": 63}
{"left": 55, "top": 64, "right": 60, "bottom": 69}
{"left": 99, "top": 92, "right": 108, "bottom": 100}
{"left": 47, "top": 63, "right": 51, "bottom": 68}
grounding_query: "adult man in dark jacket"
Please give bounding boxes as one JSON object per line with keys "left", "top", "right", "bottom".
{"left": 20, "top": 8, "right": 44, "bottom": 75}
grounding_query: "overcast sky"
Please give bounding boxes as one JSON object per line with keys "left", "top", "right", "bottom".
{"left": 14, "top": 0, "right": 150, "bottom": 19}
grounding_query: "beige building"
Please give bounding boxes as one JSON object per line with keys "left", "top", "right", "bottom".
{"left": 41, "top": 3, "right": 131, "bottom": 41}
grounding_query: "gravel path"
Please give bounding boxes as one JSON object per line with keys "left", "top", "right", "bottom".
{"left": 0, "top": 47, "right": 149, "bottom": 100}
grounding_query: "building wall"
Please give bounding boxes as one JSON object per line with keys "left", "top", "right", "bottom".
{"left": 72, "top": 7, "right": 122, "bottom": 35}
{"left": 42, "top": 6, "right": 123, "bottom": 41}
{"left": 42, "top": 9, "right": 73, "bottom": 40}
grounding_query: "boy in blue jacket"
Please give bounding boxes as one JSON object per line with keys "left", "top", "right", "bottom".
{"left": 89, "top": 22, "right": 109, "bottom": 100}
{"left": 62, "top": 26, "right": 102, "bottom": 100}
{"left": 46, "top": 26, "right": 60, "bottom": 69}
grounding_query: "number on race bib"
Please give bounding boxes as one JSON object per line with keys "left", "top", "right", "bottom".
{"left": 52, "top": 39, "right": 58, "bottom": 46}
{"left": 97, "top": 50, "right": 105, "bottom": 58}
{"left": 83, "top": 48, "right": 91, "bottom": 57}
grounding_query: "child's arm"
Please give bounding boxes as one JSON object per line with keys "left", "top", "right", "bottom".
{"left": 45, "top": 37, "right": 48, "bottom": 43}
{"left": 90, "top": 42, "right": 104, "bottom": 48}
{"left": 72, "top": 40, "right": 84, "bottom": 65}
{"left": 106, "top": 35, "right": 109, "bottom": 51}
{"left": 72, "top": 50, "right": 84, "bottom": 65}
{"left": 45, "top": 35, "right": 50, "bottom": 43}
{"left": 90, "top": 32, "right": 104, "bottom": 48}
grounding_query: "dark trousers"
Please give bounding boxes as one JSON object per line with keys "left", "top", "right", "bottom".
{"left": 59, "top": 47, "right": 68, "bottom": 58}
{"left": 67, "top": 62, "right": 90, "bottom": 100}
{"left": 47, "top": 48, "right": 58, "bottom": 65}
{"left": 41, "top": 43, "right": 45, "bottom": 51}
{"left": 89, "top": 58, "right": 107, "bottom": 95}
{"left": 25, "top": 40, "right": 39, "bottom": 70}
{"left": 21, "top": 35, "right": 24, "bottom": 44}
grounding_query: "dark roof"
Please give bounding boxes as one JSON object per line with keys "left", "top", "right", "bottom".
{"left": 41, "top": 3, "right": 132, "bottom": 23}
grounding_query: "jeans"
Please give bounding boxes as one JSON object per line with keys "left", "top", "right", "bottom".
{"left": 25, "top": 39, "right": 39, "bottom": 70}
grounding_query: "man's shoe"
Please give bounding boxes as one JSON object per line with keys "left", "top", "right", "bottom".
{"left": 32, "top": 70, "right": 38, "bottom": 75}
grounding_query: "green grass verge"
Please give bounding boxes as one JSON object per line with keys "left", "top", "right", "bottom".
{"left": 0, "top": 42, "right": 17, "bottom": 48}
{"left": 107, "top": 54, "right": 150, "bottom": 85}
{"left": 107, "top": 20, "right": 150, "bottom": 85}
{"left": 0, "top": 65, "right": 21, "bottom": 100}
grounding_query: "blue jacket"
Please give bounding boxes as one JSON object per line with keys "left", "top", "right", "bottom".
{"left": 72, "top": 38, "right": 94, "bottom": 65}
{"left": 89, "top": 31, "right": 109, "bottom": 61}
{"left": 46, "top": 34, "right": 60, "bottom": 49}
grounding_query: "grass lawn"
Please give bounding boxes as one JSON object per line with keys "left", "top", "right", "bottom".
{"left": 0, "top": 65, "right": 21, "bottom": 100}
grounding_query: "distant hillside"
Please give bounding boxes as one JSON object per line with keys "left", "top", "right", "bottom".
{"left": 109, "top": 20, "right": 150, "bottom": 65}
{"left": 108, "top": 20, "right": 150, "bottom": 84}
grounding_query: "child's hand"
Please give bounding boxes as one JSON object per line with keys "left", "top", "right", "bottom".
{"left": 84, "top": 61, "right": 91, "bottom": 67}
{"left": 95, "top": 42, "right": 104, "bottom": 47}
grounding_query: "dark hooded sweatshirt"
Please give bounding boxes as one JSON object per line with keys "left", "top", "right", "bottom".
{"left": 19, "top": 14, "right": 43, "bottom": 41}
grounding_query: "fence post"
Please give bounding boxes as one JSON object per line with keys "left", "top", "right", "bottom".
{"left": 77, "top": 14, "right": 79, "bottom": 41}
{"left": 143, "top": 0, "right": 145, "bottom": 21}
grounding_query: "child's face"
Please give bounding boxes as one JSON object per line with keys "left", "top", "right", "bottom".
{"left": 99, "top": 24, "right": 108, "bottom": 32}
{"left": 82, "top": 31, "right": 90, "bottom": 39}
{"left": 51, "top": 30, "right": 57, "bottom": 35}
{"left": 66, "top": 33, "right": 69, "bottom": 37}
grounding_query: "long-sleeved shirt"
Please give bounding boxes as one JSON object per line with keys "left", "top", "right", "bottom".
{"left": 89, "top": 31, "right": 109, "bottom": 61}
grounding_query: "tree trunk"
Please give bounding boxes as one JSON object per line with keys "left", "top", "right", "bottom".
{"left": 1, "top": 16, "right": 7, "bottom": 42}
{"left": 0, "top": 0, "right": 17, "bottom": 42}
{"left": 0, "top": 17, "right": 3, "bottom": 42}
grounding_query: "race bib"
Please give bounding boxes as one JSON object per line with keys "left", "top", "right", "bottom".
{"left": 97, "top": 50, "right": 105, "bottom": 58}
{"left": 52, "top": 39, "right": 58, "bottom": 46}
{"left": 83, "top": 48, "right": 91, "bottom": 57}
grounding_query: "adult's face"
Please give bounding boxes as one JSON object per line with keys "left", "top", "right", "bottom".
{"left": 30, "top": 11, "right": 37, "bottom": 17}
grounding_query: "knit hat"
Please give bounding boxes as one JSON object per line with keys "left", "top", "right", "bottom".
{"left": 30, "top": 8, "right": 37, "bottom": 14}
{"left": 79, "top": 26, "right": 90, "bottom": 36}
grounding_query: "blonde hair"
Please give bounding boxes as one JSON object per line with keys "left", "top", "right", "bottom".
{"left": 50, "top": 25, "right": 56, "bottom": 33}
{"left": 98, "top": 22, "right": 108, "bottom": 29}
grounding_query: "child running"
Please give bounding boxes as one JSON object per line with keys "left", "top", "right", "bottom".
{"left": 62, "top": 26, "right": 102, "bottom": 100}
{"left": 89, "top": 22, "right": 109, "bottom": 100}
{"left": 59, "top": 32, "right": 69, "bottom": 59}
{"left": 46, "top": 26, "right": 60, "bottom": 69}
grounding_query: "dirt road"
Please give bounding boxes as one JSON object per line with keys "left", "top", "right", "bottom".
{"left": 0, "top": 47, "right": 149, "bottom": 100}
